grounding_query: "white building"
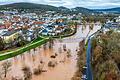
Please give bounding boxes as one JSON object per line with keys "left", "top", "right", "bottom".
{"left": 116, "top": 16, "right": 120, "bottom": 22}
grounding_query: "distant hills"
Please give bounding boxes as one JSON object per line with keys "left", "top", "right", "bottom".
{"left": 0, "top": 3, "right": 58, "bottom": 11}
{"left": 0, "top": 2, "right": 120, "bottom": 14}
{"left": 72, "top": 7, "right": 97, "bottom": 14}
{"left": 94, "top": 7, "right": 120, "bottom": 13}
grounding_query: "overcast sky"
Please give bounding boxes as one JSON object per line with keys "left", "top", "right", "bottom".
{"left": 0, "top": 0, "right": 120, "bottom": 9}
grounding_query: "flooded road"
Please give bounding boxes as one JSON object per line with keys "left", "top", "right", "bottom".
{"left": 0, "top": 24, "right": 101, "bottom": 80}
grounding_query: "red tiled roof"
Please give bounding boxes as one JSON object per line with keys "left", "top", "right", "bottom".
{"left": 33, "top": 21, "right": 45, "bottom": 25}
{"left": 0, "top": 25, "right": 5, "bottom": 29}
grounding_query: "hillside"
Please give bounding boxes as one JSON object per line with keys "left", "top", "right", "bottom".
{"left": 0, "top": 2, "right": 97, "bottom": 14}
{"left": 94, "top": 7, "right": 120, "bottom": 13}
{"left": 0, "top": 2, "right": 58, "bottom": 11}
{"left": 72, "top": 7, "right": 97, "bottom": 14}
{"left": 0, "top": 2, "right": 120, "bottom": 14}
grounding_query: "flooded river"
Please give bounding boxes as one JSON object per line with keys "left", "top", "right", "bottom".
{"left": 0, "top": 24, "right": 101, "bottom": 80}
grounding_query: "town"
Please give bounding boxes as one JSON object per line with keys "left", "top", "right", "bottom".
{"left": 0, "top": 1, "right": 120, "bottom": 80}
{"left": 0, "top": 10, "right": 80, "bottom": 50}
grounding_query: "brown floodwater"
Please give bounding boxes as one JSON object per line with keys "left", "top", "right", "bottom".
{"left": 0, "top": 24, "right": 101, "bottom": 80}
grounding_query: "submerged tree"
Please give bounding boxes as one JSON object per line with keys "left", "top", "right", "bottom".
{"left": 43, "top": 43, "right": 47, "bottom": 50}
{"left": 22, "top": 65, "right": 32, "bottom": 80}
{"left": 67, "top": 49, "right": 71, "bottom": 58}
{"left": 33, "top": 61, "right": 46, "bottom": 75}
{"left": 48, "top": 37, "right": 54, "bottom": 49}
{"left": 1, "top": 61, "right": 12, "bottom": 78}
{"left": 89, "top": 22, "right": 94, "bottom": 31}
{"left": 63, "top": 44, "right": 67, "bottom": 51}
{"left": 82, "top": 16, "right": 87, "bottom": 29}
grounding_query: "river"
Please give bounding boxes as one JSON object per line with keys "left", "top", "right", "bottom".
{"left": 0, "top": 24, "right": 101, "bottom": 80}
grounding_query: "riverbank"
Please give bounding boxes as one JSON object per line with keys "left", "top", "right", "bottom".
{"left": 72, "top": 40, "right": 86, "bottom": 80}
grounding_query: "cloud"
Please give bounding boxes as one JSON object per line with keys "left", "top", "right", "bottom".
{"left": 0, "top": 0, "right": 120, "bottom": 9}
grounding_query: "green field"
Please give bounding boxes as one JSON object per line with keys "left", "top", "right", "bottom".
{"left": 0, "top": 37, "right": 49, "bottom": 61}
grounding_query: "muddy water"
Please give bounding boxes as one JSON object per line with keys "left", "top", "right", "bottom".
{"left": 0, "top": 24, "right": 101, "bottom": 80}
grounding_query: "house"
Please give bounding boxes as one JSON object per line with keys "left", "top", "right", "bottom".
{"left": 46, "top": 25, "right": 55, "bottom": 32}
{"left": 0, "top": 25, "right": 5, "bottom": 29}
{"left": 1, "top": 31, "right": 21, "bottom": 49}
{"left": 55, "top": 27, "right": 63, "bottom": 34}
{"left": 48, "top": 32, "right": 56, "bottom": 36}
{"left": 103, "top": 22, "right": 120, "bottom": 34}
{"left": 116, "top": 16, "right": 120, "bottom": 22}
{"left": 4, "top": 20, "right": 12, "bottom": 29}
{"left": 33, "top": 21, "right": 45, "bottom": 25}
{"left": 26, "top": 30, "right": 34, "bottom": 41}
{"left": 42, "top": 29, "right": 48, "bottom": 35}
{"left": 1, "top": 31, "right": 19, "bottom": 43}
{"left": 0, "top": 29, "right": 8, "bottom": 36}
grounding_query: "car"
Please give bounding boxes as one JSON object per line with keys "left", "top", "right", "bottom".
{"left": 83, "top": 66, "right": 87, "bottom": 69}
{"left": 81, "top": 75, "right": 87, "bottom": 79}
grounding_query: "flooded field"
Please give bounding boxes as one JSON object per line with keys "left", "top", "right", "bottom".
{"left": 0, "top": 24, "right": 101, "bottom": 80}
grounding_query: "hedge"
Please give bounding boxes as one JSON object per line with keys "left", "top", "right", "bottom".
{"left": 0, "top": 37, "right": 49, "bottom": 61}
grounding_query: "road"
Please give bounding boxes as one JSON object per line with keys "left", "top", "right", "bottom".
{"left": 85, "top": 26, "right": 103, "bottom": 80}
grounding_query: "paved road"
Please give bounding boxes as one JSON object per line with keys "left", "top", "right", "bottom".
{"left": 85, "top": 26, "right": 103, "bottom": 80}
{"left": 86, "top": 38, "right": 93, "bottom": 80}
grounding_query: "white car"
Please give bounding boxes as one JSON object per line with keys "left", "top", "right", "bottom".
{"left": 83, "top": 66, "right": 87, "bottom": 69}
{"left": 81, "top": 75, "right": 87, "bottom": 79}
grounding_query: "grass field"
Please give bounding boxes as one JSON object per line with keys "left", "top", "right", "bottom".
{"left": 0, "top": 37, "right": 49, "bottom": 61}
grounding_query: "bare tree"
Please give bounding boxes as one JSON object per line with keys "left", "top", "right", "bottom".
{"left": 67, "top": 49, "right": 71, "bottom": 58}
{"left": 1, "top": 61, "right": 12, "bottom": 78}
{"left": 43, "top": 43, "right": 47, "bottom": 50}
{"left": 89, "top": 23, "right": 94, "bottom": 31}
{"left": 48, "top": 37, "right": 54, "bottom": 49}
{"left": 63, "top": 44, "right": 66, "bottom": 51}
{"left": 33, "top": 48, "right": 36, "bottom": 54}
